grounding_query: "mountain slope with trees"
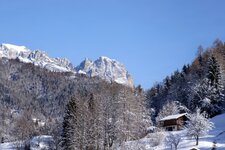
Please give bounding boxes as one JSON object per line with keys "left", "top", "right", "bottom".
{"left": 146, "top": 39, "right": 225, "bottom": 120}
{"left": 0, "top": 40, "right": 225, "bottom": 149}
{"left": 0, "top": 57, "right": 150, "bottom": 149}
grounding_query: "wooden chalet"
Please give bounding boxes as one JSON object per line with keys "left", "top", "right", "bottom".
{"left": 159, "top": 113, "right": 188, "bottom": 131}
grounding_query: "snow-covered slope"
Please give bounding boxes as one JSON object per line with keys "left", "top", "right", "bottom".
{"left": 0, "top": 44, "right": 74, "bottom": 72}
{"left": 172, "top": 113, "right": 225, "bottom": 150}
{"left": 118, "top": 113, "right": 225, "bottom": 150}
{"left": 76, "top": 56, "right": 134, "bottom": 87}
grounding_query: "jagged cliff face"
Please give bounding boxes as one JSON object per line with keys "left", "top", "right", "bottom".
{"left": 0, "top": 44, "right": 75, "bottom": 72}
{"left": 76, "top": 56, "right": 134, "bottom": 87}
{"left": 0, "top": 43, "right": 134, "bottom": 87}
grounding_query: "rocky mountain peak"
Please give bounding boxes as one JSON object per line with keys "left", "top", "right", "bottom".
{"left": 76, "top": 56, "right": 134, "bottom": 87}
{"left": 0, "top": 44, "right": 75, "bottom": 73}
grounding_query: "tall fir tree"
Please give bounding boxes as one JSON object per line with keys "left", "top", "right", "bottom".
{"left": 206, "top": 55, "right": 224, "bottom": 117}
{"left": 188, "top": 54, "right": 224, "bottom": 117}
{"left": 62, "top": 98, "right": 78, "bottom": 150}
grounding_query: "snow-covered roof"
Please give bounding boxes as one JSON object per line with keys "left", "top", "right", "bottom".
{"left": 160, "top": 113, "right": 187, "bottom": 121}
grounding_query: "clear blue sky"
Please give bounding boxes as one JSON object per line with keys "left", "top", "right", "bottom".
{"left": 1, "top": 0, "right": 225, "bottom": 89}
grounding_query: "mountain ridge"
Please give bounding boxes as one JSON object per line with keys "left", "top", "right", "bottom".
{"left": 0, "top": 43, "right": 134, "bottom": 87}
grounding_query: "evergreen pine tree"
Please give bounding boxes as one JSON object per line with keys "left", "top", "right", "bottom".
{"left": 198, "top": 55, "right": 224, "bottom": 117}
{"left": 191, "top": 55, "right": 224, "bottom": 117}
{"left": 62, "top": 98, "right": 78, "bottom": 150}
{"left": 206, "top": 55, "right": 224, "bottom": 117}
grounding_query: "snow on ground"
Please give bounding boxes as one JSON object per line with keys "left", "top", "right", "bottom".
{"left": 0, "top": 142, "right": 22, "bottom": 150}
{"left": 119, "top": 113, "right": 225, "bottom": 150}
{"left": 175, "top": 113, "right": 225, "bottom": 150}
{"left": 0, "top": 114, "right": 224, "bottom": 150}
{"left": 0, "top": 136, "right": 55, "bottom": 150}
{"left": 30, "top": 135, "right": 55, "bottom": 150}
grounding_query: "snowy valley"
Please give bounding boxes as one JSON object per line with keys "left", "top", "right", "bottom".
{"left": 0, "top": 41, "right": 225, "bottom": 150}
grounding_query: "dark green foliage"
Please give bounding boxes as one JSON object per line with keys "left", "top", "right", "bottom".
{"left": 205, "top": 55, "right": 224, "bottom": 117}
{"left": 207, "top": 55, "right": 222, "bottom": 89}
{"left": 62, "top": 99, "right": 77, "bottom": 150}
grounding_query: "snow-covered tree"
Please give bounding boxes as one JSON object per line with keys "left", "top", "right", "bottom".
{"left": 156, "top": 101, "right": 179, "bottom": 124}
{"left": 62, "top": 84, "right": 151, "bottom": 149}
{"left": 13, "top": 110, "right": 36, "bottom": 149}
{"left": 190, "top": 78, "right": 211, "bottom": 111}
{"left": 61, "top": 97, "right": 79, "bottom": 150}
{"left": 115, "top": 86, "right": 151, "bottom": 144}
{"left": 186, "top": 109, "right": 214, "bottom": 146}
{"left": 166, "top": 133, "right": 182, "bottom": 150}
{"left": 206, "top": 55, "right": 224, "bottom": 117}
{"left": 146, "top": 128, "right": 166, "bottom": 147}
{"left": 62, "top": 94, "right": 93, "bottom": 150}
{"left": 191, "top": 55, "right": 224, "bottom": 117}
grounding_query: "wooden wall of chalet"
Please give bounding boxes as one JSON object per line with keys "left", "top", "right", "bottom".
{"left": 161, "top": 115, "right": 188, "bottom": 130}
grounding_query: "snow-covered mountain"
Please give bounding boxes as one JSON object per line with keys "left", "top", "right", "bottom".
{"left": 0, "top": 43, "right": 74, "bottom": 72}
{"left": 0, "top": 43, "right": 134, "bottom": 87}
{"left": 76, "top": 56, "right": 134, "bottom": 87}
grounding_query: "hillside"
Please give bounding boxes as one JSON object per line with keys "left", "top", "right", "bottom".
{"left": 115, "top": 113, "right": 225, "bottom": 150}
{"left": 0, "top": 41, "right": 225, "bottom": 150}
{"left": 0, "top": 55, "right": 147, "bottom": 149}
{"left": 146, "top": 40, "right": 225, "bottom": 120}
{"left": 170, "top": 113, "right": 225, "bottom": 150}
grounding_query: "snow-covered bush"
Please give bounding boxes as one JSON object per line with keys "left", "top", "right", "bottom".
{"left": 146, "top": 128, "right": 166, "bottom": 147}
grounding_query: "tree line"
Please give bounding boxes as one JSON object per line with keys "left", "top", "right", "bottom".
{"left": 62, "top": 84, "right": 151, "bottom": 150}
